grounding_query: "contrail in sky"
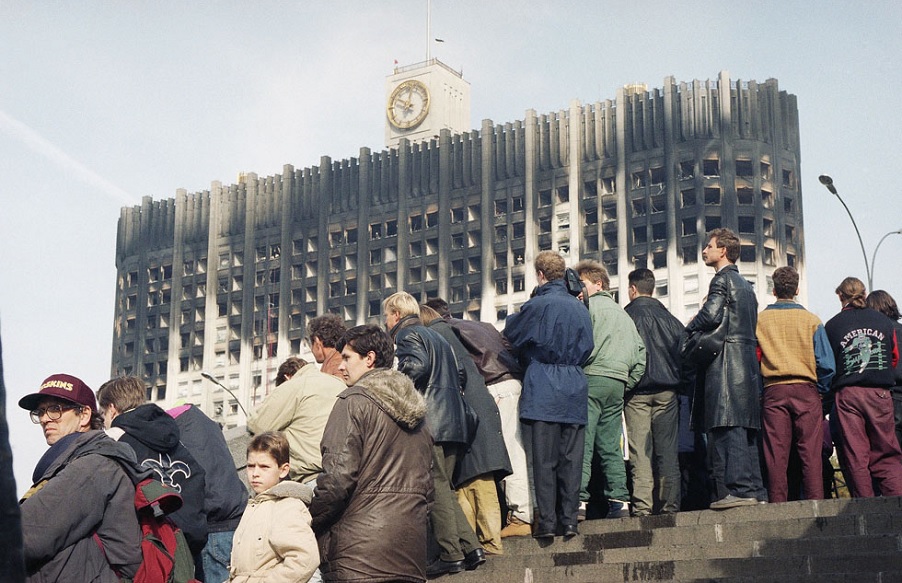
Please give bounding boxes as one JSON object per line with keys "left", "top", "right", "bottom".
{"left": 0, "top": 109, "right": 135, "bottom": 204}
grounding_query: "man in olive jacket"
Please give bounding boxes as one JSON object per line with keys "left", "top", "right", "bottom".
{"left": 685, "top": 228, "right": 766, "bottom": 508}
{"left": 311, "top": 325, "right": 433, "bottom": 583}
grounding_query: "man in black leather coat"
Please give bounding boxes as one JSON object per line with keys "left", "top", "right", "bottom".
{"left": 685, "top": 228, "right": 766, "bottom": 509}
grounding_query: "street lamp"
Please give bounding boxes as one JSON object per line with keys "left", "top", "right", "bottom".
{"left": 200, "top": 371, "right": 248, "bottom": 417}
{"left": 818, "top": 175, "right": 873, "bottom": 289}
{"left": 871, "top": 228, "right": 902, "bottom": 290}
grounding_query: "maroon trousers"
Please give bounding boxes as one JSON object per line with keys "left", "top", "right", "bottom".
{"left": 835, "top": 385, "right": 902, "bottom": 497}
{"left": 762, "top": 382, "right": 824, "bottom": 502}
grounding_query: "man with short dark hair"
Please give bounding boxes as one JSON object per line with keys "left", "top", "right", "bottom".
{"left": 97, "top": 376, "right": 209, "bottom": 557}
{"left": 19, "top": 374, "right": 145, "bottom": 582}
{"left": 311, "top": 325, "right": 433, "bottom": 583}
{"left": 757, "top": 266, "right": 835, "bottom": 503}
{"left": 307, "top": 314, "right": 348, "bottom": 377}
{"left": 623, "top": 268, "right": 685, "bottom": 516}
{"left": 686, "top": 228, "right": 767, "bottom": 508}
{"left": 504, "top": 251, "right": 594, "bottom": 538}
{"left": 575, "top": 260, "right": 646, "bottom": 520}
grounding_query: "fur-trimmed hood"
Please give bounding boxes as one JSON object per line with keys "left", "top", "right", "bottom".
{"left": 254, "top": 479, "right": 314, "bottom": 505}
{"left": 354, "top": 368, "right": 427, "bottom": 430}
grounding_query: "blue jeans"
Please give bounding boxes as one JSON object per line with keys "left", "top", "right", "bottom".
{"left": 202, "top": 530, "right": 235, "bottom": 583}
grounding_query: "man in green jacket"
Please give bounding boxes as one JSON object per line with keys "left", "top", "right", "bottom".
{"left": 575, "top": 260, "right": 646, "bottom": 519}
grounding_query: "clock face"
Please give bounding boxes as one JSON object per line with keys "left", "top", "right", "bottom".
{"left": 387, "top": 79, "right": 430, "bottom": 130}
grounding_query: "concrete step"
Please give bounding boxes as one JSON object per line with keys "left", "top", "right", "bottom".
{"left": 441, "top": 496, "right": 902, "bottom": 582}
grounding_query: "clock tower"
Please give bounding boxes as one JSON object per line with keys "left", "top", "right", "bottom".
{"left": 385, "top": 58, "right": 470, "bottom": 149}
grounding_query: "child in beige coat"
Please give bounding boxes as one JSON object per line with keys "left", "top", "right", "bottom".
{"left": 229, "top": 431, "right": 319, "bottom": 583}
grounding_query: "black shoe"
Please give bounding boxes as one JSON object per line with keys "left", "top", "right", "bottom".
{"left": 562, "top": 524, "right": 579, "bottom": 538}
{"left": 426, "top": 558, "right": 465, "bottom": 578}
{"left": 532, "top": 529, "right": 555, "bottom": 539}
{"left": 463, "top": 548, "right": 486, "bottom": 571}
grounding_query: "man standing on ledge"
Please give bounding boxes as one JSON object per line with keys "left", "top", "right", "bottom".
{"left": 686, "top": 228, "right": 766, "bottom": 508}
{"left": 504, "top": 251, "right": 594, "bottom": 538}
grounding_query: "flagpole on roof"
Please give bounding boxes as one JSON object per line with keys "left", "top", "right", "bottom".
{"left": 426, "top": 0, "right": 431, "bottom": 62}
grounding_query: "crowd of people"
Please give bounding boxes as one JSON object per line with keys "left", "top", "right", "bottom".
{"left": 15, "top": 227, "right": 902, "bottom": 582}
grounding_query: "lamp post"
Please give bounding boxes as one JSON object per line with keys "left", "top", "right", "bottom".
{"left": 871, "top": 228, "right": 902, "bottom": 290}
{"left": 818, "top": 175, "right": 873, "bottom": 290}
{"left": 200, "top": 371, "right": 248, "bottom": 417}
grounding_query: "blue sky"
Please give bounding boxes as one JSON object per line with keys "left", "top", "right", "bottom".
{"left": 2, "top": 0, "right": 901, "bottom": 492}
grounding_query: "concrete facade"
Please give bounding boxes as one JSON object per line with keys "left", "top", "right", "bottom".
{"left": 111, "top": 71, "right": 804, "bottom": 426}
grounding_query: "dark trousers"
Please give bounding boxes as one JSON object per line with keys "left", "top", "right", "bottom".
{"left": 430, "top": 443, "right": 480, "bottom": 561}
{"left": 527, "top": 420, "right": 584, "bottom": 532}
{"left": 835, "top": 386, "right": 902, "bottom": 497}
{"left": 707, "top": 426, "right": 766, "bottom": 501}
{"left": 761, "top": 382, "right": 824, "bottom": 502}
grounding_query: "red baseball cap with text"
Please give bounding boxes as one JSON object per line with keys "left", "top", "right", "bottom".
{"left": 18, "top": 373, "right": 98, "bottom": 413}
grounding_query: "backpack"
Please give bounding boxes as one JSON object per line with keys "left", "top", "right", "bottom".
{"left": 96, "top": 477, "right": 200, "bottom": 583}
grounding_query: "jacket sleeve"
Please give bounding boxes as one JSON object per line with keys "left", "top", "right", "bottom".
{"left": 686, "top": 275, "right": 728, "bottom": 334}
{"left": 813, "top": 324, "right": 836, "bottom": 394}
{"left": 309, "top": 397, "right": 363, "bottom": 534}
{"left": 21, "top": 455, "right": 127, "bottom": 568}
{"left": 627, "top": 335, "right": 647, "bottom": 391}
{"left": 247, "top": 384, "right": 295, "bottom": 434}
{"left": 265, "top": 499, "right": 320, "bottom": 583}
{"left": 395, "top": 331, "right": 431, "bottom": 388}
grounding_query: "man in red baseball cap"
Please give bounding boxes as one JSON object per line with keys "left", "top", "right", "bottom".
{"left": 18, "top": 374, "right": 145, "bottom": 582}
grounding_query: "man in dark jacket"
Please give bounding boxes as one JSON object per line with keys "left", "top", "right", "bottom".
{"left": 425, "top": 297, "right": 533, "bottom": 538}
{"left": 685, "top": 229, "right": 766, "bottom": 509}
{"left": 421, "top": 304, "right": 512, "bottom": 555}
{"left": 624, "top": 268, "right": 686, "bottom": 516}
{"left": 97, "top": 377, "right": 208, "bottom": 559}
{"left": 384, "top": 292, "right": 485, "bottom": 576}
{"left": 18, "top": 374, "right": 145, "bottom": 582}
{"left": 311, "top": 325, "right": 433, "bottom": 583}
{"left": 504, "top": 251, "right": 594, "bottom": 538}
{"left": 825, "top": 277, "right": 902, "bottom": 497}
{"left": 168, "top": 403, "right": 247, "bottom": 583}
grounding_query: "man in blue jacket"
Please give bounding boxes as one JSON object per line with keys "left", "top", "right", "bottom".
{"left": 504, "top": 251, "right": 594, "bottom": 539}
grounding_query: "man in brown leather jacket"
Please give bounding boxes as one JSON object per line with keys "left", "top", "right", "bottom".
{"left": 311, "top": 325, "right": 434, "bottom": 583}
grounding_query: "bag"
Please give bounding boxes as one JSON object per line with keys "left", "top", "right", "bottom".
{"left": 564, "top": 267, "right": 589, "bottom": 308}
{"left": 96, "top": 478, "right": 199, "bottom": 583}
{"left": 681, "top": 278, "right": 731, "bottom": 367}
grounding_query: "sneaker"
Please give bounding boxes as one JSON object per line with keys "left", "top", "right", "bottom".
{"left": 607, "top": 499, "right": 630, "bottom": 519}
{"left": 500, "top": 516, "right": 532, "bottom": 538}
{"left": 709, "top": 495, "right": 758, "bottom": 510}
{"left": 577, "top": 501, "right": 587, "bottom": 522}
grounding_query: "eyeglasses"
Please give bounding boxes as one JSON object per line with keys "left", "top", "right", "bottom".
{"left": 30, "top": 404, "right": 82, "bottom": 424}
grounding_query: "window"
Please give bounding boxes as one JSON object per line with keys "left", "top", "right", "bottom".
{"left": 681, "top": 189, "right": 697, "bottom": 207}
{"left": 735, "top": 159, "right": 754, "bottom": 177}
{"left": 650, "top": 167, "right": 665, "bottom": 185}
{"left": 370, "top": 249, "right": 382, "bottom": 263}
{"left": 410, "top": 215, "right": 423, "bottom": 232}
{"left": 512, "top": 222, "right": 525, "bottom": 239}
{"left": 760, "top": 161, "right": 771, "bottom": 180}
{"left": 426, "top": 211, "right": 439, "bottom": 228}
{"left": 782, "top": 169, "right": 795, "bottom": 188}
{"left": 740, "top": 245, "right": 756, "bottom": 263}
{"left": 702, "top": 159, "right": 720, "bottom": 177}
{"left": 494, "top": 200, "right": 508, "bottom": 216}
{"left": 682, "top": 246, "right": 698, "bottom": 264}
{"left": 682, "top": 218, "right": 696, "bottom": 237}
{"left": 737, "top": 187, "right": 754, "bottom": 205}
{"left": 386, "top": 220, "right": 398, "bottom": 237}
{"left": 410, "top": 241, "right": 423, "bottom": 258}
{"left": 451, "top": 207, "right": 464, "bottom": 223}
{"left": 632, "top": 199, "right": 647, "bottom": 216}
{"left": 632, "top": 170, "right": 647, "bottom": 189}
{"left": 495, "top": 279, "right": 508, "bottom": 294}
{"left": 452, "top": 234, "right": 465, "bottom": 249}
{"left": 633, "top": 226, "right": 647, "bottom": 244}
{"left": 738, "top": 216, "right": 755, "bottom": 234}
{"left": 652, "top": 222, "right": 666, "bottom": 241}
{"left": 653, "top": 251, "right": 667, "bottom": 269}
{"left": 785, "top": 225, "right": 795, "bottom": 241}
{"left": 585, "top": 208, "right": 598, "bottom": 225}
{"left": 679, "top": 161, "right": 695, "bottom": 180}
{"left": 495, "top": 252, "right": 508, "bottom": 269}
{"left": 705, "top": 216, "right": 721, "bottom": 231}
{"left": 684, "top": 275, "right": 699, "bottom": 294}
{"left": 556, "top": 186, "right": 569, "bottom": 203}
{"left": 539, "top": 190, "right": 552, "bottom": 207}
{"left": 704, "top": 187, "right": 721, "bottom": 205}
{"left": 370, "top": 223, "right": 382, "bottom": 239}
{"left": 583, "top": 181, "right": 597, "bottom": 198}
{"left": 784, "top": 197, "right": 794, "bottom": 213}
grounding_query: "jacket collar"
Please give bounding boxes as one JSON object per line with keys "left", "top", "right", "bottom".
{"left": 389, "top": 314, "right": 421, "bottom": 339}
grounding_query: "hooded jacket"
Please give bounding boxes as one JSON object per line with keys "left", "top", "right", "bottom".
{"left": 111, "top": 403, "right": 208, "bottom": 553}
{"left": 311, "top": 369, "right": 433, "bottom": 583}
{"left": 169, "top": 403, "right": 247, "bottom": 532}
{"left": 20, "top": 430, "right": 146, "bottom": 583}
{"left": 391, "top": 314, "right": 469, "bottom": 444}
{"left": 503, "top": 279, "right": 595, "bottom": 424}
{"left": 228, "top": 480, "right": 318, "bottom": 583}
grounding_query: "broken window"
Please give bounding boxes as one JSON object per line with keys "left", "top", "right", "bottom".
{"left": 702, "top": 159, "right": 720, "bottom": 177}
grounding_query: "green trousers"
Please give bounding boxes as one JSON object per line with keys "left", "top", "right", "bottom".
{"left": 580, "top": 375, "right": 629, "bottom": 502}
